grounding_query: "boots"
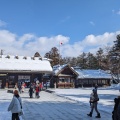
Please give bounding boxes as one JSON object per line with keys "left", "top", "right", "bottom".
{"left": 87, "top": 112, "right": 92, "bottom": 117}
{"left": 95, "top": 113, "right": 101, "bottom": 118}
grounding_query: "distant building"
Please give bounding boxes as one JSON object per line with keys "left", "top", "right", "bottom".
{"left": 75, "top": 68, "right": 112, "bottom": 87}
{"left": 0, "top": 55, "right": 52, "bottom": 88}
{"left": 50, "top": 64, "right": 112, "bottom": 88}
{"left": 50, "top": 64, "right": 78, "bottom": 88}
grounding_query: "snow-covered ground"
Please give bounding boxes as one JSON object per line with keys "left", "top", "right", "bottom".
{"left": 51, "top": 84, "right": 120, "bottom": 114}
{"left": 0, "top": 84, "right": 120, "bottom": 120}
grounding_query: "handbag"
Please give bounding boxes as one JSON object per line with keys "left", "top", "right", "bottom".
{"left": 18, "top": 109, "right": 23, "bottom": 116}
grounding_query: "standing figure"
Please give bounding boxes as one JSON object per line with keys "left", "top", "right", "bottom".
{"left": 35, "top": 85, "right": 40, "bottom": 98}
{"left": 29, "top": 86, "right": 34, "bottom": 98}
{"left": 18, "top": 82, "right": 22, "bottom": 94}
{"left": 54, "top": 82, "right": 56, "bottom": 89}
{"left": 21, "top": 83, "right": 25, "bottom": 93}
{"left": 39, "top": 83, "right": 42, "bottom": 91}
{"left": 46, "top": 82, "right": 47, "bottom": 89}
{"left": 87, "top": 89, "right": 101, "bottom": 118}
{"left": 112, "top": 96, "right": 120, "bottom": 120}
{"left": 8, "top": 90, "right": 22, "bottom": 120}
{"left": 117, "top": 97, "right": 120, "bottom": 120}
{"left": 14, "top": 84, "right": 17, "bottom": 89}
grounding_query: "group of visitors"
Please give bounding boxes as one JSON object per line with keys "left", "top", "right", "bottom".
{"left": 7, "top": 83, "right": 120, "bottom": 120}
{"left": 17, "top": 82, "right": 26, "bottom": 93}
{"left": 29, "top": 82, "right": 43, "bottom": 98}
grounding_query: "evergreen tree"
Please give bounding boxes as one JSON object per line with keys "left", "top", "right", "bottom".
{"left": 96, "top": 48, "right": 103, "bottom": 69}
{"left": 44, "top": 47, "right": 60, "bottom": 66}
{"left": 109, "top": 34, "right": 120, "bottom": 83}
{"left": 86, "top": 52, "right": 98, "bottom": 69}
{"left": 34, "top": 52, "right": 41, "bottom": 57}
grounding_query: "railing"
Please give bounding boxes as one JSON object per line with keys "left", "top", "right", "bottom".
{"left": 57, "top": 83, "right": 74, "bottom": 88}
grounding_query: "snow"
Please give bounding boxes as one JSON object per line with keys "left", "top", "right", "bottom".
{"left": 0, "top": 84, "right": 120, "bottom": 120}
{"left": 0, "top": 55, "right": 52, "bottom": 72}
{"left": 53, "top": 64, "right": 111, "bottom": 79}
{"left": 75, "top": 69, "right": 111, "bottom": 79}
{"left": 51, "top": 84, "right": 120, "bottom": 113}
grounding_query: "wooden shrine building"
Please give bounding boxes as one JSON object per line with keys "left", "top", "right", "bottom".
{"left": 0, "top": 55, "right": 52, "bottom": 88}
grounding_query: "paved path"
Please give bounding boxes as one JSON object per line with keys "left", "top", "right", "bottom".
{"left": 21, "top": 89, "right": 111, "bottom": 120}
{"left": 0, "top": 89, "right": 112, "bottom": 120}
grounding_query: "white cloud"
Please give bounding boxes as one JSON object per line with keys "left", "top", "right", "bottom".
{"left": 60, "top": 31, "right": 120, "bottom": 57}
{"left": 82, "top": 32, "right": 115, "bottom": 47}
{"left": 117, "top": 10, "right": 120, "bottom": 15}
{"left": 0, "top": 29, "right": 119, "bottom": 57}
{"left": 112, "top": 9, "right": 120, "bottom": 15}
{"left": 90, "top": 21, "right": 95, "bottom": 26}
{"left": 59, "top": 16, "right": 71, "bottom": 23}
{"left": 0, "top": 30, "right": 69, "bottom": 57}
{"left": 0, "top": 20, "right": 7, "bottom": 27}
{"left": 112, "top": 9, "right": 115, "bottom": 13}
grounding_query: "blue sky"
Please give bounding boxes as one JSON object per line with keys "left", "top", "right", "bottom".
{"left": 0, "top": 0, "right": 120, "bottom": 57}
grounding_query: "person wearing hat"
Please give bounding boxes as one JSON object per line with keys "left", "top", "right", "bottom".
{"left": 87, "top": 89, "right": 101, "bottom": 118}
{"left": 8, "top": 90, "right": 22, "bottom": 120}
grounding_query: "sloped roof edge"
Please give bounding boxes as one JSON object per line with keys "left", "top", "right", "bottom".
{"left": 55, "top": 64, "right": 79, "bottom": 76}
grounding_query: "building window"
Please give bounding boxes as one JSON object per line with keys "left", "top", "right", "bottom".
{"left": 98, "top": 80, "right": 101, "bottom": 84}
{"left": 59, "top": 77, "right": 70, "bottom": 83}
{"left": 102, "top": 80, "right": 106, "bottom": 84}
{"left": 18, "top": 75, "right": 30, "bottom": 83}
{"left": 83, "top": 80, "right": 88, "bottom": 84}
{"left": 89, "top": 80, "right": 93, "bottom": 84}
{"left": 8, "top": 76, "right": 15, "bottom": 88}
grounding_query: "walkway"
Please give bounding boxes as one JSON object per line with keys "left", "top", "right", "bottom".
{"left": 0, "top": 89, "right": 112, "bottom": 120}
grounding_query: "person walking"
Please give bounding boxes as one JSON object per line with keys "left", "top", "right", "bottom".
{"left": 29, "top": 86, "right": 34, "bottom": 98}
{"left": 87, "top": 89, "right": 101, "bottom": 118}
{"left": 8, "top": 90, "right": 22, "bottom": 120}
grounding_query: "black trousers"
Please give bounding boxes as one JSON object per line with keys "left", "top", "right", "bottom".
{"left": 12, "top": 113, "right": 20, "bottom": 120}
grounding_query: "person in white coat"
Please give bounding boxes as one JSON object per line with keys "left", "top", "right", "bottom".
{"left": 8, "top": 90, "right": 22, "bottom": 120}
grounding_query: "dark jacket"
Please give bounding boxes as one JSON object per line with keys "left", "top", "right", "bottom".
{"left": 29, "top": 87, "right": 34, "bottom": 96}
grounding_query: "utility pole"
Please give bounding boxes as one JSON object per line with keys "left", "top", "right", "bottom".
{"left": 0, "top": 49, "right": 4, "bottom": 58}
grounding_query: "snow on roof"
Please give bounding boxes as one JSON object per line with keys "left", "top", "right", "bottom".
{"left": 75, "top": 69, "right": 112, "bottom": 79}
{"left": 0, "top": 55, "right": 53, "bottom": 73}
{"left": 53, "top": 64, "right": 69, "bottom": 75}
{"left": 52, "top": 64, "right": 112, "bottom": 79}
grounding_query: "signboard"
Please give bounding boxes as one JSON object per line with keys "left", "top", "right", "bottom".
{"left": 18, "top": 75, "right": 30, "bottom": 79}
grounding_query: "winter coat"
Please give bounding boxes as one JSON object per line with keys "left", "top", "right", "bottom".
{"left": 8, "top": 95, "right": 22, "bottom": 113}
{"left": 35, "top": 86, "right": 40, "bottom": 93}
{"left": 112, "top": 98, "right": 120, "bottom": 120}
{"left": 29, "top": 87, "right": 34, "bottom": 96}
{"left": 92, "top": 89, "right": 99, "bottom": 103}
{"left": 117, "top": 102, "right": 120, "bottom": 120}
